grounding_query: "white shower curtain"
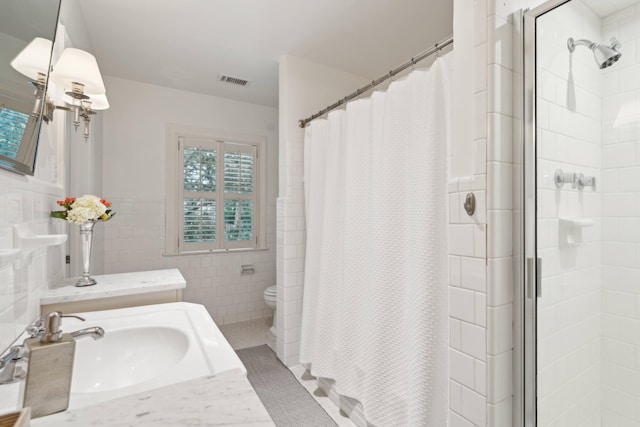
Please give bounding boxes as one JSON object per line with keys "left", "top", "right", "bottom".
{"left": 300, "top": 52, "right": 452, "bottom": 427}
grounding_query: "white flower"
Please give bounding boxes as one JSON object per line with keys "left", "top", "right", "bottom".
{"left": 66, "top": 194, "right": 107, "bottom": 224}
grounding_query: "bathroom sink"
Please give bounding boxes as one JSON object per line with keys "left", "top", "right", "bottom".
{"left": 62, "top": 302, "right": 245, "bottom": 410}
{"left": 72, "top": 326, "right": 189, "bottom": 393}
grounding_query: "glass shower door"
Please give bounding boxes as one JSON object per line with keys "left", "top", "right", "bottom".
{"left": 528, "top": 0, "right": 640, "bottom": 425}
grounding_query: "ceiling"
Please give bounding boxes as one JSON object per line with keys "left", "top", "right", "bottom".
{"left": 77, "top": 0, "right": 453, "bottom": 107}
{"left": 582, "top": 0, "right": 639, "bottom": 18}
{"left": 0, "top": 0, "right": 60, "bottom": 42}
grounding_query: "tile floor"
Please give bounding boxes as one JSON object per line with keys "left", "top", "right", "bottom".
{"left": 218, "top": 316, "right": 275, "bottom": 351}
{"left": 219, "top": 317, "right": 355, "bottom": 427}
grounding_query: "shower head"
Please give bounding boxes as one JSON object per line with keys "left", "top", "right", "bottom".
{"left": 567, "top": 37, "right": 622, "bottom": 69}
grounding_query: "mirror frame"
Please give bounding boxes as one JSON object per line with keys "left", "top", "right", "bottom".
{"left": 0, "top": 0, "right": 61, "bottom": 176}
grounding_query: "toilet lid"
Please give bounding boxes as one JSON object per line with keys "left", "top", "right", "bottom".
{"left": 264, "top": 285, "right": 276, "bottom": 295}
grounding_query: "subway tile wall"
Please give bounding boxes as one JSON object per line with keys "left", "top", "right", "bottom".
{"left": 449, "top": 0, "right": 515, "bottom": 425}
{"left": 276, "top": 140, "right": 307, "bottom": 366}
{"left": 0, "top": 122, "right": 66, "bottom": 352}
{"left": 449, "top": 175, "right": 488, "bottom": 427}
{"left": 600, "top": 5, "right": 640, "bottom": 425}
{"left": 102, "top": 198, "right": 277, "bottom": 325}
{"left": 485, "top": 0, "right": 640, "bottom": 425}
{"left": 98, "top": 75, "right": 279, "bottom": 329}
{"left": 460, "top": 0, "right": 546, "bottom": 425}
{"left": 535, "top": 2, "right": 604, "bottom": 425}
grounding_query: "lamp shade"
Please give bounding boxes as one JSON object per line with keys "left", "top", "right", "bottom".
{"left": 87, "top": 93, "right": 109, "bottom": 110}
{"left": 63, "top": 92, "right": 110, "bottom": 110}
{"left": 10, "top": 37, "right": 53, "bottom": 81}
{"left": 50, "top": 48, "right": 106, "bottom": 95}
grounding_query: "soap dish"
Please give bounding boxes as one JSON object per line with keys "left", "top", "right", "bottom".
{"left": 0, "top": 408, "right": 30, "bottom": 427}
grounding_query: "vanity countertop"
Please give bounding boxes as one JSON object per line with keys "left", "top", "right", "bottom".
{"left": 42, "top": 269, "right": 186, "bottom": 305}
{"left": 31, "top": 369, "right": 275, "bottom": 427}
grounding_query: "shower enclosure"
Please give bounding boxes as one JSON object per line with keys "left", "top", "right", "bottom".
{"left": 523, "top": 0, "right": 640, "bottom": 425}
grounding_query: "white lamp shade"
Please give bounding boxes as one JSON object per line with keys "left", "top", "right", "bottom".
{"left": 51, "top": 48, "right": 106, "bottom": 95}
{"left": 10, "top": 37, "right": 53, "bottom": 81}
{"left": 87, "top": 93, "right": 109, "bottom": 110}
{"left": 63, "top": 92, "right": 110, "bottom": 110}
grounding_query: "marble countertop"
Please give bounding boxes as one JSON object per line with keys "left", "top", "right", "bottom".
{"left": 41, "top": 269, "right": 186, "bottom": 305}
{"left": 32, "top": 369, "right": 275, "bottom": 427}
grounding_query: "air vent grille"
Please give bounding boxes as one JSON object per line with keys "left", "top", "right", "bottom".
{"left": 219, "top": 74, "right": 251, "bottom": 87}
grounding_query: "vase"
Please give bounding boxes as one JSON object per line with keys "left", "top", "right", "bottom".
{"left": 76, "top": 220, "right": 98, "bottom": 287}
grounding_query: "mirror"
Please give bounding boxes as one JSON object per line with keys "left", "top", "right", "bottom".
{"left": 0, "top": 0, "right": 61, "bottom": 175}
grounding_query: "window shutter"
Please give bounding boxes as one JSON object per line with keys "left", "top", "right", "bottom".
{"left": 183, "top": 198, "right": 216, "bottom": 242}
{"left": 179, "top": 138, "right": 220, "bottom": 251}
{"left": 176, "top": 135, "right": 260, "bottom": 253}
{"left": 222, "top": 142, "right": 257, "bottom": 248}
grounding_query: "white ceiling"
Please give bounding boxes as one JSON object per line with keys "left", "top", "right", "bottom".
{"left": 77, "top": 0, "right": 453, "bottom": 107}
{"left": 0, "top": 0, "right": 59, "bottom": 42}
{"left": 582, "top": 0, "right": 639, "bottom": 18}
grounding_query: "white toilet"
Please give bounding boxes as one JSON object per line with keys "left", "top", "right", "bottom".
{"left": 263, "top": 285, "right": 277, "bottom": 336}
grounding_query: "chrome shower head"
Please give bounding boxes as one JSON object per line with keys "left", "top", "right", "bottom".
{"left": 567, "top": 37, "right": 622, "bottom": 69}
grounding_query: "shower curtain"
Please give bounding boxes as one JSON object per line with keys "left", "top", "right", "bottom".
{"left": 300, "top": 52, "right": 451, "bottom": 426}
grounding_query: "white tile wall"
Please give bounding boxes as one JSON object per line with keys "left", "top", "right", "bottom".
{"left": 0, "top": 136, "right": 66, "bottom": 352}
{"left": 102, "top": 198, "right": 277, "bottom": 325}
{"left": 503, "top": 1, "right": 604, "bottom": 425}
{"left": 449, "top": 173, "right": 488, "bottom": 427}
{"left": 481, "top": 0, "right": 640, "bottom": 425}
{"left": 99, "top": 76, "right": 279, "bottom": 328}
{"left": 601, "top": 5, "right": 640, "bottom": 425}
{"left": 0, "top": 19, "right": 90, "bottom": 354}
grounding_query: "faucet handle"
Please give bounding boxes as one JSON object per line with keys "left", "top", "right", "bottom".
{"left": 26, "top": 312, "right": 86, "bottom": 340}
{"left": 26, "top": 314, "right": 46, "bottom": 338}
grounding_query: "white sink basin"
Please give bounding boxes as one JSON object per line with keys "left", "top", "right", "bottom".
{"left": 61, "top": 302, "right": 245, "bottom": 410}
{"left": 72, "top": 326, "right": 189, "bottom": 393}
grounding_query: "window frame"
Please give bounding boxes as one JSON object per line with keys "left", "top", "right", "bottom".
{"left": 165, "top": 124, "right": 267, "bottom": 255}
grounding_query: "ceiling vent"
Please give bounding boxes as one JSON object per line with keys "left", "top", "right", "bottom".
{"left": 218, "top": 74, "right": 251, "bottom": 87}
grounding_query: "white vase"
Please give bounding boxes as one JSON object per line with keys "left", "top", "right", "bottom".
{"left": 76, "top": 220, "right": 97, "bottom": 287}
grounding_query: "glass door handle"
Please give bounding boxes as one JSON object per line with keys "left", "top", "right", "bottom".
{"left": 527, "top": 258, "right": 542, "bottom": 298}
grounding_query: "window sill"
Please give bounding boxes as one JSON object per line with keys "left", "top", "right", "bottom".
{"left": 162, "top": 247, "right": 270, "bottom": 257}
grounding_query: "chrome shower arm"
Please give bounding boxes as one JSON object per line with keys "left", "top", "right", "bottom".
{"left": 567, "top": 38, "right": 596, "bottom": 52}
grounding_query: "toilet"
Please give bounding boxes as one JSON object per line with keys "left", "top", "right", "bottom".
{"left": 263, "top": 285, "right": 277, "bottom": 336}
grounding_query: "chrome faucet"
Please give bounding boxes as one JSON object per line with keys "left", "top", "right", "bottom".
{"left": 70, "top": 327, "right": 105, "bottom": 340}
{"left": 27, "top": 312, "right": 86, "bottom": 339}
{"left": 0, "top": 345, "right": 25, "bottom": 384}
{"left": 0, "top": 311, "right": 105, "bottom": 385}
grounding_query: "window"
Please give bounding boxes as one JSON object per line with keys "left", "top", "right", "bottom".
{"left": 166, "top": 125, "right": 266, "bottom": 254}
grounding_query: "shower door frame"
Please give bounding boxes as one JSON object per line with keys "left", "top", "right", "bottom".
{"left": 522, "top": 1, "right": 572, "bottom": 426}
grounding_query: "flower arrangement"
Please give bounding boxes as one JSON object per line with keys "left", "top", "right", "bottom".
{"left": 51, "top": 195, "right": 116, "bottom": 224}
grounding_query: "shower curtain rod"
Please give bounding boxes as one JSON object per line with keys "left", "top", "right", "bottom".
{"left": 297, "top": 35, "right": 453, "bottom": 128}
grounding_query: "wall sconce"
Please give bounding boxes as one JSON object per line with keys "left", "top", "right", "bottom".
{"left": 10, "top": 37, "right": 52, "bottom": 87}
{"left": 62, "top": 92, "right": 109, "bottom": 141}
{"left": 11, "top": 43, "right": 109, "bottom": 141}
{"left": 10, "top": 38, "right": 53, "bottom": 118}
